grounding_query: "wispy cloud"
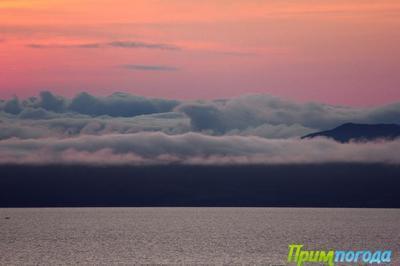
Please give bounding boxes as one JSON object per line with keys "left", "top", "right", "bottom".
{"left": 121, "top": 64, "right": 179, "bottom": 71}
{"left": 76, "top": 43, "right": 102, "bottom": 48}
{"left": 26, "top": 43, "right": 101, "bottom": 49}
{"left": 26, "top": 40, "right": 181, "bottom": 50}
{"left": 108, "top": 41, "right": 180, "bottom": 51}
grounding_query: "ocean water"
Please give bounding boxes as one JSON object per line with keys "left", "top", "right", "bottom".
{"left": 0, "top": 208, "right": 399, "bottom": 265}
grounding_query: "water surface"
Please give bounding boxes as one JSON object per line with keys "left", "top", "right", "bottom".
{"left": 0, "top": 208, "right": 399, "bottom": 265}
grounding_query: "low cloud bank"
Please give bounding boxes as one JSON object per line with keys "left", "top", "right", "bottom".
{"left": 0, "top": 112, "right": 190, "bottom": 140}
{"left": 1, "top": 91, "right": 400, "bottom": 140}
{"left": 177, "top": 95, "right": 400, "bottom": 133}
{"left": 0, "top": 132, "right": 399, "bottom": 165}
{"left": 1, "top": 92, "right": 400, "bottom": 165}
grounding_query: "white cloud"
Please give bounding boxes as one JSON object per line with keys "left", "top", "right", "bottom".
{"left": 0, "top": 132, "right": 398, "bottom": 165}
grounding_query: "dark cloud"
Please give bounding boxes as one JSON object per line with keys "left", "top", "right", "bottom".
{"left": 68, "top": 92, "right": 179, "bottom": 117}
{"left": 26, "top": 40, "right": 181, "bottom": 50}
{"left": 0, "top": 91, "right": 179, "bottom": 117}
{"left": 3, "top": 97, "right": 22, "bottom": 115}
{"left": 121, "top": 64, "right": 179, "bottom": 71}
{"left": 176, "top": 103, "right": 224, "bottom": 132}
{"left": 38, "top": 91, "right": 66, "bottom": 112}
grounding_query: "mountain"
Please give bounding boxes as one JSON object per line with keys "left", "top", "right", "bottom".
{"left": 302, "top": 123, "right": 400, "bottom": 142}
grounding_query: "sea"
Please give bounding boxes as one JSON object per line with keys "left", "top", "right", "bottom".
{"left": 0, "top": 208, "right": 399, "bottom": 265}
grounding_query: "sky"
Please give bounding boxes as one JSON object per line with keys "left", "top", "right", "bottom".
{"left": 1, "top": 0, "right": 400, "bottom": 106}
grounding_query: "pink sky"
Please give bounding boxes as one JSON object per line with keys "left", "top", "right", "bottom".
{"left": 1, "top": 0, "right": 399, "bottom": 106}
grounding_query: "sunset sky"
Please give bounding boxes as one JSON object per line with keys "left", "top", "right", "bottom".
{"left": 1, "top": 0, "right": 399, "bottom": 106}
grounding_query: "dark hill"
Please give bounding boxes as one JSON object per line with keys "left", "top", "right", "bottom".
{"left": 302, "top": 123, "right": 400, "bottom": 142}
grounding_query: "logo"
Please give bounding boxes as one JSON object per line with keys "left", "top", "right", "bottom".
{"left": 287, "top": 244, "right": 392, "bottom": 266}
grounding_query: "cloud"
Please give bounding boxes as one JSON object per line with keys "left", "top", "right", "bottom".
{"left": 0, "top": 122, "right": 55, "bottom": 140}
{"left": 26, "top": 43, "right": 101, "bottom": 49}
{"left": 121, "top": 64, "right": 179, "bottom": 71}
{"left": 367, "top": 102, "right": 400, "bottom": 124}
{"left": 18, "top": 107, "right": 58, "bottom": 120}
{"left": 226, "top": 124, "right": 314, "bottom": 139}
{"left": 107, "top": 41, "right": 180, "bottom": 51}
{"left": 176, "top": 102, "right": 224, "bottom": 132}
{"left": 177, "top": 95, "right": 400, "bottom": 134}
{"left": 37, "top": 91, "right": 66, "bottom": 112}
{"left": 26, "top": 40, "right": 181, "bottom": 50}
{"left": 1, "top": 92, "right": 400, "bottom": 165}
{"left": 68, "top": 92, "right": 179, "bottom": 117}
{"left": 0, "top": 91, "right": 180, "bottom": 117}
{"left": 0, "top": 132, "right": 399, "bottom": 165}
{"left": 2, "top": 97, "right": 22, "bottom": 115}
{"left": 0, "top": 111, "right": 190, "bottom": 140}
{"left": 1, "top": 92, "right": 400, "bottom": 141}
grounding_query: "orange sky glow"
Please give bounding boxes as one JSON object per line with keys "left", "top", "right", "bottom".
{"left": 1, "top": 0, "right": 399, "bottom": 106}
